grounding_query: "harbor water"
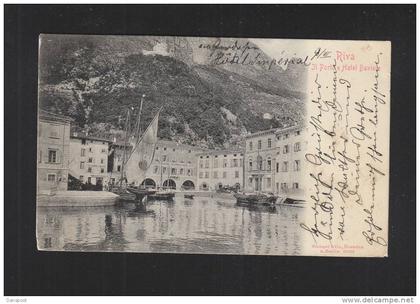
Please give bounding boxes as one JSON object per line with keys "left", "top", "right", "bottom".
{"left": 37, "top": 194, "right": 304, "bottom": 255}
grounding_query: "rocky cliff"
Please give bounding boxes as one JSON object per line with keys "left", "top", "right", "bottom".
{"left": 39, "top": 35, "right": 306, "bottom": 149}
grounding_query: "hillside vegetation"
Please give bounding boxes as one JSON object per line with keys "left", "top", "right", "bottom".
{"left": 39, "top": 35, "right": 306, "bottom": 149}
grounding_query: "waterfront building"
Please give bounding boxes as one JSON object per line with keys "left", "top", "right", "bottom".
{"left": 37, "top": 110, "right": 72, "bottom": 194}
{"left": 69, "top": 133, "right": 112, "bottom": 186}
{"left": 146, "top": 140, "right": 205, "bottom": 190}
{"left": 107, "top": 140, "right": 133, "bottom": 186}
{"left": 196, "top": 150, "right": 244, "bottom": 191}
{"left": 274, "top": 125, "right": 307, "bottom": 197}
{"left": 110, "top": 139, "right": 205, "bottom": 190}
{"left": 244, "top": 128, "right": 278, "bottom": 193}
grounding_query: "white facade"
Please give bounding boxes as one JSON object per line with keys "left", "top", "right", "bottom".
{"left": 69, "top": 134, "right": 111, "bottom": 186}
{"left": 109, "top": 139, "right": 204, "bottom": 190}
{"left": 196, "top": 151, "right": 244, "bottom": 191}
{"left": 274, "top": 126, "right": 307, "bottom": 197}
{"left": 37, "top": 110, "right": 72, "bottom": 194}
{"left": 146, "top": 140, "right": 204, "bottom": 190}
{"left": 243, "top": 125, "right": 307, "bottom": 197}
{"left": 244, "top": 129, "right": 278, "bottom": 193}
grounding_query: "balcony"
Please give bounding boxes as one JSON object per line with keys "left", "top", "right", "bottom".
{"left": 246, "top": 168, "right": 273, "bottom": 174}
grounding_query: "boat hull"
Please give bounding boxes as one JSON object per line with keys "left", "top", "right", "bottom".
{"left": 149, "top": 193, "right": 175, "bottom": 200}
{"left": 281, "top": 197, "right": 306, "bottom": 207}
{"left": 234, "top": 193, "right": 277, "bottom": 206}
{"left": 126, "top": 188, "right": 156, "bottom": 201}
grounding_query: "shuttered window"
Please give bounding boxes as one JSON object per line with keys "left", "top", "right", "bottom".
{"left": 48, "top": 150, "right": 57, "bottom": 163}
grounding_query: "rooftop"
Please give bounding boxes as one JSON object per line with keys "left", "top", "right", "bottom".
{"left": 244, "top": 128, "right": 278, "bottom": 139}
{"left": 196, "top": 149, "right": 243, "bottom": 156}
{"left": 70, "top": 133, "right": 113, "bottom": 143}
{"left": 244, "top": 125, "right": 305, "bottom": 139}
{"left": 274, "top": 125, "right": 304, "bottom": 135}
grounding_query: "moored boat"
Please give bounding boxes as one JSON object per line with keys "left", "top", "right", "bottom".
{"left": 111, "top": 187, "right": 136, "bottom": 201}
{"left": 281, "top": 197, "right": 306, "bottom": 207}
{"left": 234, "top": 193, "right": 277, "bottom": 206}
{"left": 110, "top": 101, "right": 163, "bottom": 203}
{"left": 126, "top": 187, "right": 156, "bottom": 201}
{"left": 149, "top": 191, "right": 175, "bottom": 200}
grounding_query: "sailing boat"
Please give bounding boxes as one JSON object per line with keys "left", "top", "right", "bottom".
{"left": 124, "top": 106, "right": 162, "bottom": 201}
{"left": 125, "top": 106, "right": 161, "bottom": 186}
{"left": 134, "top": 111, "right": 176, "bottom": 201}
{"left": 111, "top": 97, "right": 161, "bottom": 202}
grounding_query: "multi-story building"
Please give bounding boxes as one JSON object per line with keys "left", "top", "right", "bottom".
{"left": 37, "top": 110, "right": 72, "bottom": 194}
{"left": 244, "top": 128, "right": 278, "bottom": 193}
{"left": 274, "top": 125, "right": 307, "bottom": 197}
{"left": 69, "top": 133, "right": 112, "bottom": 186}
{"left": 111, "top": 139, "right": 204, "bottom": 190}
{"left": 146, "top": 140, "right": 204, "bottom": 190}
{"left": 196, "top": 150, "right": 244, "bottom": 191}
{"left": 107, "top": 140, "right": 133, "bottom": 186}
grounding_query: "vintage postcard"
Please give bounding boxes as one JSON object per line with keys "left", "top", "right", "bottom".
{"left": 36, "top": 35, "right": 390, "bottom": 257}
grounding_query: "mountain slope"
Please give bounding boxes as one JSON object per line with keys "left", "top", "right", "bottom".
{"left": 39, "top": 35, "right": 306, "bottom": 149}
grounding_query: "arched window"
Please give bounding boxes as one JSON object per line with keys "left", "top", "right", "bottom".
{"left": 163, "top": 179, "right": 176, "bottom": 190}
{"left": 181, "top": 180, "right": 195, "bottom": 190}
{"left": 140, "top": 178, "right": 156, "bottom": 189}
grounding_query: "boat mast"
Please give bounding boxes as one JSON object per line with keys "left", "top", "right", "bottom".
{"left": 123, "top": 105, "right": 163, "bottom": 188}
{"left": 160, "top": 159, "right": 163, "bottom": 190}
{"left": 125, "top": 105, "right": 162, "bottom": 162}
{"left": 120, "top": 109, "right": 131, "bottom": 187}
{"left": 134, "top": 94, "right": 145, "bottom": 145}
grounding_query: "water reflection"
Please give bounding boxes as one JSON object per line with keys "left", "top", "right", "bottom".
{"left": 37, "top": 195, "right": 304, "bottom": 255}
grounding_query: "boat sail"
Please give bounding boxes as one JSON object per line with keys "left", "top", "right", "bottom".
{"left": 124, "top": 108, "right": 161, "bottom": 186}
